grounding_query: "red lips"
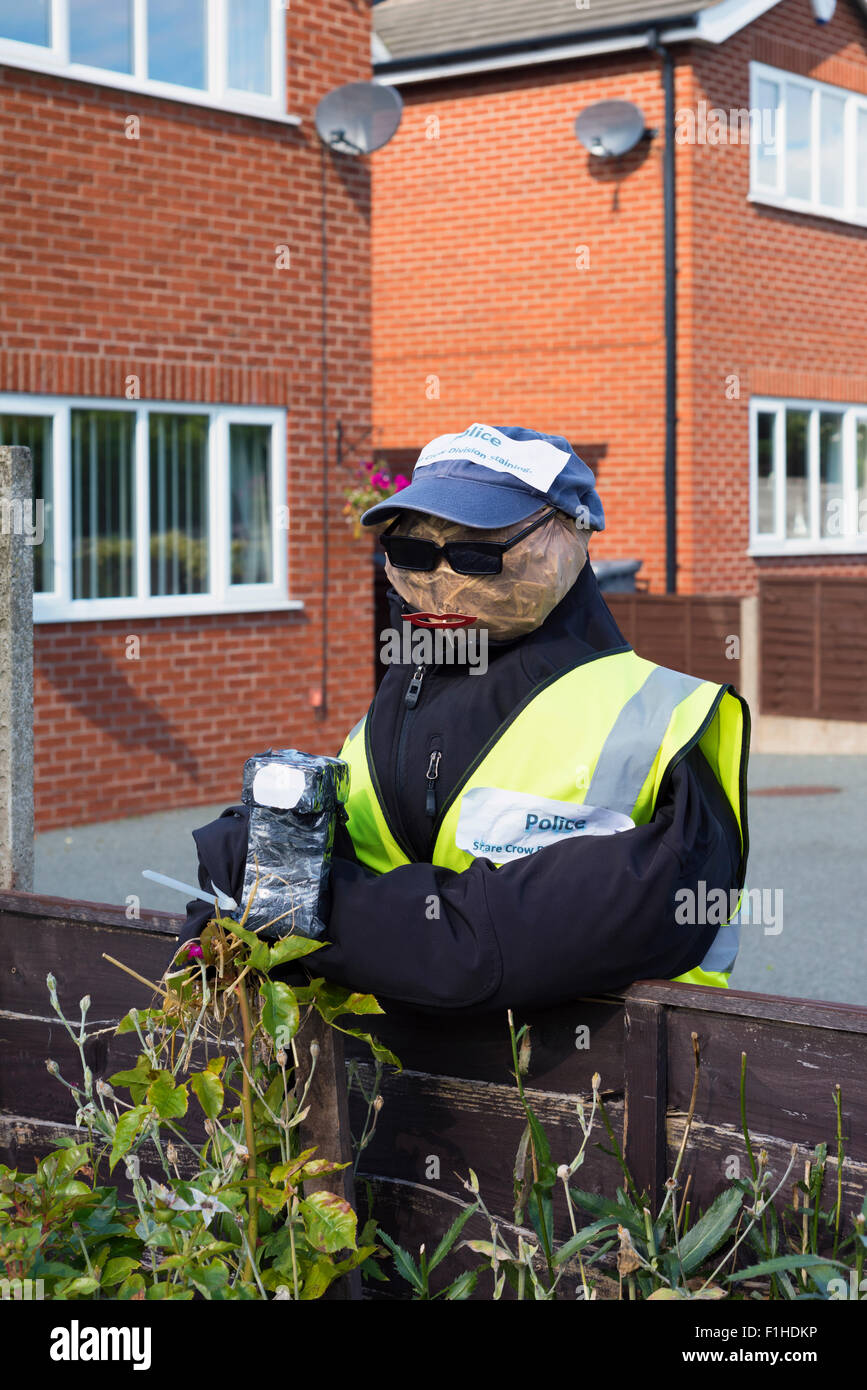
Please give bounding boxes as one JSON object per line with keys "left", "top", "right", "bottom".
{"left": 408, "top": 612, "right": 476, "bottom": 629}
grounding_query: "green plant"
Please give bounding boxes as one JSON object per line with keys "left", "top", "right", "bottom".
{"left": 0, "top": 900, "right": 401, "bottom": 1300}
{"left": 378, "top": 1013, "right": 867, "bottom": 1302}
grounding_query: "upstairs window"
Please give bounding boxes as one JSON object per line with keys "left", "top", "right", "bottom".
{"left": 750, "top": 63, "right": 867, "bottom": 227}
{"left": 0, "top": 0, "right": 286, "bottom": 120}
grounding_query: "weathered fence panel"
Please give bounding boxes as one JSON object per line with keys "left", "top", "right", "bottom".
{"left": 2, "top": 890, "right": 865, "bottom": 1302}
{"left": 605, "top": 593, "right": 742, "bottom": 687}
{"left": 759, "top": 575, "right": 867, "bottom": 722}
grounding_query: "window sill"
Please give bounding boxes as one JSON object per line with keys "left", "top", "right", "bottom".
{"left": 747, "top": 191, "right": 867, "bottom": 231}
{"left": 34, "top": 596, "right": 305, "bottom": 624}
{"left": 0, "top": 48, "right": 301, "bottom": 126}
{"left": 749, "top": 541, "right": 867, "bottom": 557}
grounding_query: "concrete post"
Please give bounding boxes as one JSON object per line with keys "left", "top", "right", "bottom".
{"left": 0, "top": 445, "right": 35, "bottom": 891}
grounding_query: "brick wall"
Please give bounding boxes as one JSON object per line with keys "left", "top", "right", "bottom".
{"left": 687, "top": 0, "right": 867, "bottom": 595}
{"left": 371, "top": 51, "right": 674, "bottom": 587}
{"left": 0, "top": 0, "right": 377, "bottom": 831}
{"left": 371, "top": 0, "right": 867, "bottom": 597}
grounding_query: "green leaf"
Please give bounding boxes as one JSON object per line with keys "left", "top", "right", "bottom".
{"left": 109, "top": 1105, "right": 149, "bottom": 1173}
{"left": 147, "top": 1073, "right": 188, "bottom": 1120}
{"left": 299, "top": 1190, "right": 357, "bottom": 1254}
{"left": 259, "top": 980, "right": 300, "bottom": 1048}
{"left": 37, "top": 1145, "right": 91, "bottom": 1186}
{"left": 115, "top": 1009, "right": 164, "bottom": 1036}
{"left": 299, "top": 1257, "right": 343, "bottom": 1300}
{"left": 190, "top": 1071, "right": 224, "bottom": 1121}
{"left": 377, "top": 1228, "right": 422, "bottom": 1292}
{"left": 427, "top": 1202, "right": 479, "bottom": 1273}
{"left": 443, "top": 1268, "right": 478, "bottom": 1299}
{"left": 101, "top": 1257, "right": 140, "bottom": 1287}
{"left": 268, "top": 935, "right": 324, "bottom": 969}
{"left": 553, "top": 1218, "right": 618, "bottom": 1267}
{"left": 117, "top": 1272, "right": 146, "bottom": 1300}
{"left": 312, "top": 981, "right": 385, "bottom": 1023}
{"left": 331, "top": 1024, "right": 401, "bottom": 1071}
{"left": 678, "top": 1186, "right": 743, "bottom": 1275}
{"left": 727, "top": 1253, "right": 848, "bottom": 1283}
{"left": 109, "top": 1056, "right": 157, "bottom": 1088}
{"left": 57, "top": 1276, "right": 101, "bottom": 1299}
{"left": 568, "top": 1187, "right": 645, "bottom": 1240}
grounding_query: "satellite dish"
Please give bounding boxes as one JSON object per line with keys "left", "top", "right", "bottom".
{"left": 314, "top": 81, "right": 403, "bottom": 155}
{"left": 810, "top": 0, "right": 836, "bottom": 20}
{"left": 574, "top": 100, "right": 648, "bottom": 158}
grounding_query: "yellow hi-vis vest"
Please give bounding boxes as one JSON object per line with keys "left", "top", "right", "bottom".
{"left": 338, "top": 648, "right": 749, "bottom": 990}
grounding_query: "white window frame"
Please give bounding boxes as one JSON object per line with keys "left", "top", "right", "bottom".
{"left": 0, "top": 393, "right": 297, "bottom": 621}
{"left": 749, "top": 62, "right": 867, "bottom": 228}
{"left": 0, "top": 0, "right": 299, "bottom": 126}
{"left": 749, "top": 395, "right": 867, "bottom": 555}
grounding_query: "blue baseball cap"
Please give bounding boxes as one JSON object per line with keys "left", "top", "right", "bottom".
{"left": 361, "top": 423, "right": 604, "bottom": 532}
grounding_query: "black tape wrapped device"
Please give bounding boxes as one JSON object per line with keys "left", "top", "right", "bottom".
{"left": 239, "top": 749, "right": 350, "bottom": 940}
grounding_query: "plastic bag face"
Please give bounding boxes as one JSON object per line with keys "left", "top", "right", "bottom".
{"left": 382, "top": 507, "right": 588, "bottom": 640}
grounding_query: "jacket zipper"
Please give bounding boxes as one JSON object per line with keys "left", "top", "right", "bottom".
{"left": 389, "top": 664, "right": 427, "bottom": 857}
{"left": 425, "top": 747, "right": 442, "bottom": 818}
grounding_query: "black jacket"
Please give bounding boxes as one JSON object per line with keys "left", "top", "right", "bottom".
{"left": 179, "top": 563, "right": 747, "bottom": 1015}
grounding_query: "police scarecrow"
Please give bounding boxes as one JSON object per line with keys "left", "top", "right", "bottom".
{"left": 179, "top": 424, "right": 749, "bottom": 1013}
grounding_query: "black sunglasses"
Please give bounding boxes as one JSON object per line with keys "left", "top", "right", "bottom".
{"left": 380, "top": 507, "right": 557, "bottom": 576}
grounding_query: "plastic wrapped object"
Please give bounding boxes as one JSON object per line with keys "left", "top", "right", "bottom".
{"left": 380, "top": 507, "right": 588, "bottom": 641}
{"left": 239, "top": 749, "right": 350, "bottom": 940}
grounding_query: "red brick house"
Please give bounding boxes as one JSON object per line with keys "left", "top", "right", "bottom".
{"left": 1, "top": 1, "right": 376, "bottom": 831}
{"left": 370, "top": 0, "right": 867, "bottom": 602}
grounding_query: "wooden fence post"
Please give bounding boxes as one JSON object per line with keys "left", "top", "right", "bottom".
{"left": 623, "top": 990, "right": 668, "bottom": 1214}
{"left": 0, "top": 445, "right": 35, "bottom": 892}
{"left": 298, "top": 1009, "right": 363, "bottom": 1300}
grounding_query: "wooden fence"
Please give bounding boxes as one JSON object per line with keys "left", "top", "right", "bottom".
{"left": 759, "top": 576, "right": 867, "bottom": 722}
{"left": 3, "top": 889, "right": 865, "bottom": 1298}
{"left": 605, "top": 593, "right": 742, "bottom": 688}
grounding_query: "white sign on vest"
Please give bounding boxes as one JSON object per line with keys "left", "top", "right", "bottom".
{"left": 455, "top": 786, "right": 634, "bottom": 864}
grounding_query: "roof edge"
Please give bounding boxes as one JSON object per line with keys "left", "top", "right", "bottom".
{"left": 371, "top": 0, "right": 789, "bottom": 83}
{"left": 372, "top": 15, "right": 699, "bottom": 78}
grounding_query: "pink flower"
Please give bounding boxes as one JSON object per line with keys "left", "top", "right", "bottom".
{"left": 393, "top": 474, "right": 410, "bottom": 491}
{"left": 184, "top": 941, "right": 204, "bottom": 960}
{"left": 371, "top": 471, "right": 389, "bottom": 488}
{"left": 362, "top": 460, "right": 374, "bottom": 472}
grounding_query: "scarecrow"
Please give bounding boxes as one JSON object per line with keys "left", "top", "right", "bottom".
{"left": 178, "top": 424, "right": 748, "bottom": 1013}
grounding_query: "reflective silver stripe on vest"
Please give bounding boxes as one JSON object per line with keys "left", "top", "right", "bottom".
{"left": 698, "top": 919, "right": 740, "bottom": 974}
{"left": 586, "top": 666, "right": 706, "bottom": 817}
{"left": 345, "top": 715, "right": 365, "bottom": 744}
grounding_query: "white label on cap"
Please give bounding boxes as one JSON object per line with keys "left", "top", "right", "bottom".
{"left": 414, "top": 424, "right": 569, "bottom": 493}
{"left": 252, "top": 763, "right": 307, "bottom": 809}
{"left": 455, "top": 786, "right": 634, "bottom": 863}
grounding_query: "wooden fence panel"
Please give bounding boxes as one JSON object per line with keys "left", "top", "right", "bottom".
{"left": 605, "top": 594, "right": 741, "bottom": 686}
{"left": 759, "top": 576, "right": 867, "bottom": 721}
{"left": 2, "top": 891, "right": 866, "bottom": 1302}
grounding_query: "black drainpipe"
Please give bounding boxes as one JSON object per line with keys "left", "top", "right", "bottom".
{"left": 650, "top": 30, "right": 678, "bottom": 594}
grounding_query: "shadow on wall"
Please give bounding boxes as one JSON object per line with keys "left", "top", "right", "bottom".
{"left": 36, "top": 634, "right": 200, "bottom": 778}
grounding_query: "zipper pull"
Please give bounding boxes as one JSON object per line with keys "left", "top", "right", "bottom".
{"left": 405, "top": 664, "right": 426, "bottom": 709}
{"left": 425, "top": 749, "right": 442, "bottom": 817}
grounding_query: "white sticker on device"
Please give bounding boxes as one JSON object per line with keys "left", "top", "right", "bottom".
{"left": 455, "top": 786, "right": 634, "bottom": 863}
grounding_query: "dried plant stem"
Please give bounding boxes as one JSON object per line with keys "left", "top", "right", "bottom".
{"left": 236, "top": 976, "right": 259, "bottom": 1280}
